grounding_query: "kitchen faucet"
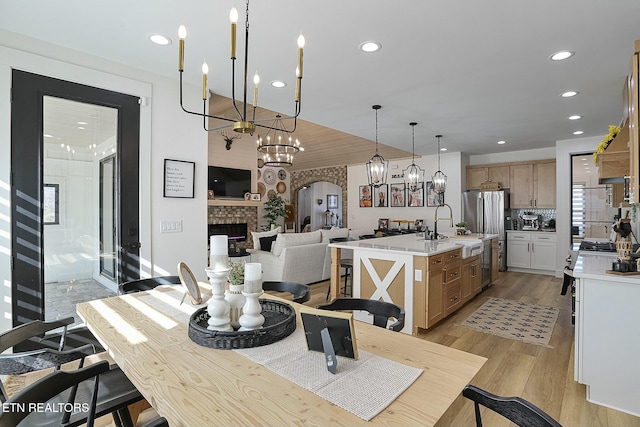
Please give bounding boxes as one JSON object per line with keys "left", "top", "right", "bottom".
{"left": 433, "top": 203, "right": 454, "bottom": 239}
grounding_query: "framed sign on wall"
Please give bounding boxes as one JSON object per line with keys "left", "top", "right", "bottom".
{"left": 164, "top": 159, "right": 195, "bottom": 198}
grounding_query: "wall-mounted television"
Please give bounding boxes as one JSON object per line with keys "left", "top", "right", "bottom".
{"left": 208, "top": 166, "right": 251, "bottom": 199}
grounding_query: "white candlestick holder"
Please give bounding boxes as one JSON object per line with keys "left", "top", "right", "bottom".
{"left": 205, "top": 264, "right": 232, "bottom": 331}
{"left": 238, "top": 291, "right": 265, "bottom": 331}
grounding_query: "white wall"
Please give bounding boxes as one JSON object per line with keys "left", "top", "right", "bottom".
{"left": 0, "top": 31, "right": 208, "bottom": 331}
{"left": 347, "top": 152, "right": 464, "bottom": 235}
{"left": 468, "top": 147, "right": 556, "bottom": 166}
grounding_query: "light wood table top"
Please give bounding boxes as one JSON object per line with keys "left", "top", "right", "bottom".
{"left": 76, "top": 286, "right": 486, "bottom": 427}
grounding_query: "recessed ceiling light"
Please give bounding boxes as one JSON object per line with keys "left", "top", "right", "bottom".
{"left": 44, "top": 134, "right": 53, "bottom": 138}
{"left": 568, "top": 115, "right": 582, "bottom": 120}
{"left": 149, "top": 34, "right": 172, "bottom": 46}
{"left": 550, "top": 50, "right": 574, "bottom": 61}
{"left": 561, "top": 91, "right": 578, "bottom": 98}
{"left": 77, "top": 126, "right": 85, "bottom": 130}
{"left": 497, "top": 140, "right": 506, "bottom": 145}
{"left": 573, "top": 130, "right": 584, "bottom": 135}
{"left": 77, "top": 121, "right": 88, "bottom": 125}
{"left": 581, "top": 158, "right": 587, "bottom": 161}
{"left": 359, "top": 41, "right": 381, "bottom": 53}
{"left": 271, "top": 80, "right": 287, "bottom": 88}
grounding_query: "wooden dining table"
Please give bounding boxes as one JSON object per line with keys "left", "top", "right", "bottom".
{"left": 76, "top": 285, "right": 486, "bottom": 427}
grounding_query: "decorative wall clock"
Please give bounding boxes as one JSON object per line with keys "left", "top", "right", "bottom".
{"left": 277, "top": 181, "right": 286, "bottom": 193}
{"left": 278, "top": 169, "right": 287, "bottom": 180}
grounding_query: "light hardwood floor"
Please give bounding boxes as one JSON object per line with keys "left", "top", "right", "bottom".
{"left": 303, "top": 271, "right": 640, "bottom": 427}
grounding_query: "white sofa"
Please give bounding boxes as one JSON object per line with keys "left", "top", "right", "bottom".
{"left": 248, "top": 227, "right": 368, "bottom": 285}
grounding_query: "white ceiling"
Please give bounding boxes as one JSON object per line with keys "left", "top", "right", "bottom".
{"left": 3, "top": 0, "right": 640, "bottom": 158}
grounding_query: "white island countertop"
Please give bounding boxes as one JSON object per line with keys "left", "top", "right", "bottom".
{"left": 329, "top": 233, "right": 497, "bottom": 257}
{"left": 573, "top": 251, "right": 640, "bottom": 284}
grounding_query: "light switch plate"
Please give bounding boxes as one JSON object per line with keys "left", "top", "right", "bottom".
{"left": 160, "top": 220, "right": 182, "bottom": 233}
{"left": 414, "top": 269, "right": 422, "bottom": 281}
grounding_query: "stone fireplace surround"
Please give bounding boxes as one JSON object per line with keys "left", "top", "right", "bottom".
{"left": 208, "top": 205, "right": 258, "bottom": 250}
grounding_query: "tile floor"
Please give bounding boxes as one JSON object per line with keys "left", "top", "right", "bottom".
{"left": 45, "top": 279, "right": 117, "bottom": 327}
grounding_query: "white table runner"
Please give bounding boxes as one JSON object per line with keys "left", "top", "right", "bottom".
{"left": 137, "top": 287, "right": 422, "bottom": 421}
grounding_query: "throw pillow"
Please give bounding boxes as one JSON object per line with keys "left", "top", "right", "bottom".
{"left": 259, "top": 235, "right": 277, "bottom": 252}
{"left": 251, "top": 226, "right": 281, "bottom": 249}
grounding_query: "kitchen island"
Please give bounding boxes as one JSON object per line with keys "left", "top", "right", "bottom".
{"left": 329, "top": 233, "right": 497, "bottom": 335}
{"left": 572, "top": 251, "right": 640, "bottom": 416}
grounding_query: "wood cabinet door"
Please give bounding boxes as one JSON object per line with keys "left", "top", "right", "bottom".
{"left": 488, "top": 165, "right": 510, "bottom": 188}
{"left": 427, "top": 267, "right": 444, "bottom": 327}
{"left": 472, "top": 260, "right": 483, "bottom": 294}
{"left": 461, "top": 259, "right": 474, "bottom": 303}
{"left": 510, "top": 164, "right": 534, "bottom": 208}
{"left": 466, "top": 167, "right": 488, "bottom": 190}
{"left": 534, "top": 162, "right": 556, "bottom": 208}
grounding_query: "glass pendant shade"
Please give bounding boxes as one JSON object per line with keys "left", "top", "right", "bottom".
{"left": 403, "top": 122, "right": 424, "bottom": 192}
{"left": 366, "top": 104, "right": 388, "bottom": 188}
{"left": 432, "top": 134, "right": 446, "bottom": 194}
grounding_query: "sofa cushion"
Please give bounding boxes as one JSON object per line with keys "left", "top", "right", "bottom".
{"left": 271, "top": 230, "right": 322, "bottom": 257}
{"left": 320, "top": 228, "right": 349, "bottom": 243}
{"left": 251, "top": 226, "right": 281, "bottom": 249}
{"left": 259, "top": 235, "right": 277, "bottom": 251}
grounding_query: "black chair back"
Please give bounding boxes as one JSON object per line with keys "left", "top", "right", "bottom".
{"left": 262, "top": 281, "right": 310, "bottom": 304}
{"left": 119, "top": 276, "right": 181, "bottom": 295}
{"left": 316, "top": 298, "right": 405, "bottom": 331}
{"left": 0, "top": 360, "right": 110, "bottom": 427}
{"left": 462, "top": 384, "right": 563, "bottom": 427}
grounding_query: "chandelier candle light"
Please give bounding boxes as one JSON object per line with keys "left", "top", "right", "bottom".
{"left": 177, "top": 0, "right": 305, "bottom": 136}
{"left": 239, "top": 263, "right": 265, "bottom": 331}
{"left": 205, "top": 235, "right": 232, "bottom": 331}
{"left": 366, "top": 105, "right": 389, "bottom": 188}
{"left": 432, "top": 134, "right": 447, "bottom": 194}
{"left": 256, "top": 115, "right": 304, "bottom": 167}
{"left": 403, "top": 122, "right": 425, "bottom": 192}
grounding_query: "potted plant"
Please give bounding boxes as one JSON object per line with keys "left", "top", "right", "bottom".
{"left": 226, "top": 260, "right": 246, "bottom": 329}
{"left": 455, "top": 221, "right": 468, "bottom": 235}
{"left": 262, "top": 193, "right": 290, "bottom": 231}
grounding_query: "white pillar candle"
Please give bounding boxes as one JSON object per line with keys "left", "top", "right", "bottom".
{"left": 210, "top": 235, "right": 228, "bottom": 256}
{"left": 244, "top": 263, "right": 262, "bottom": 281}
{"left": 244, "top": 263, "right": 263, "bottom": 294}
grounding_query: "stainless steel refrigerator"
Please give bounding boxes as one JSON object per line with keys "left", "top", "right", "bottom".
{"left": 462, "top": 190, "right": 510, "bottom": 280}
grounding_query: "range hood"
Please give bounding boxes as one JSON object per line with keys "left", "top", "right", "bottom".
{"left": 598, "top": 121, "right": 630, "bottom": 184}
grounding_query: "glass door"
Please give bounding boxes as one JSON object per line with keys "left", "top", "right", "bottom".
{"left": 43, "top": 96, "right": 119, "bottom": 324}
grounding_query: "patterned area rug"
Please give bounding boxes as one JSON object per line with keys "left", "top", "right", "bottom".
{"left": 459, "top": 297, "right": 559, "bottom": 347}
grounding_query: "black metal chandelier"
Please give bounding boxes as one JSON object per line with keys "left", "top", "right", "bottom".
{"left": 366, "top": 105, "right": 388, "bottom": 188}
{"left": 177, "top": 0, "right": 304, "bottom": 135}
{"left": 431, "top": 134, "right": 447, "bottom": 194}
{"left": 403, "top": 122, "right": 425, "bottom": 191}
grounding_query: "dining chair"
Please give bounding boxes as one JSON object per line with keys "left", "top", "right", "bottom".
{"left": 462, "top": 384, "right": 563, "bottom": 427}
{"left": 119, "top": 276, "right": 181, "bottom": 294}
{"left": 0, "top": 317, "right": 149, "bottom": 427}
{"left": 0, "top": 360, "right": 110, "bottom": 427}
{"left": 0, "top": 316, "right": 94, "bottom": 402}
{"left": 316, "top": 298, "right": 405, "bottom": 332}
{"left": 262, "top": 281, "right": 310, "bottom": 304}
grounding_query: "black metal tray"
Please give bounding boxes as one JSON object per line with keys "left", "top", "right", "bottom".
{"left": 188, "top": 299, "right": 296, "bottom": 349}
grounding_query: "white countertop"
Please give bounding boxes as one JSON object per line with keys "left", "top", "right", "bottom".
{"left": 329, "top": 233, "right": 497, "bottom": 257}
{"left": 506, "top": 229, "right": 556, "bottom": 233}
{"left": 573, "top": 252, "right": 640, "bottom": 284}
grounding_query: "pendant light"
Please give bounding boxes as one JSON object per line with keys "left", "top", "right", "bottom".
{"left": 403, "top": 122, "right": 424, "bottom": 191}
{"left": 366, "top": 105, "right": 388, "bottom": 188}
{"left": 431, "top": 134, "right": 446, "bottom": 194}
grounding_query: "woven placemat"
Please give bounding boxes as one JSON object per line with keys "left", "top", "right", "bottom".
{"left": 236, "top": 329, "right": 422, "bottom": 421}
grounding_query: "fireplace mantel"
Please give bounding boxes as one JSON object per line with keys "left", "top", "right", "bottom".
{"left": 208, "top": 199, "right": 263, "bottom": 207}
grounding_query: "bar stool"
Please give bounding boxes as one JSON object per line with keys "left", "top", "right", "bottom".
{"left": 326, "top": 237, "right": 355, "bottom": 301}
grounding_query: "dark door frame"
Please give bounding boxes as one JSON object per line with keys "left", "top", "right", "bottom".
{"left": 10, "top": 69, "right": 140, "bottom": 326}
